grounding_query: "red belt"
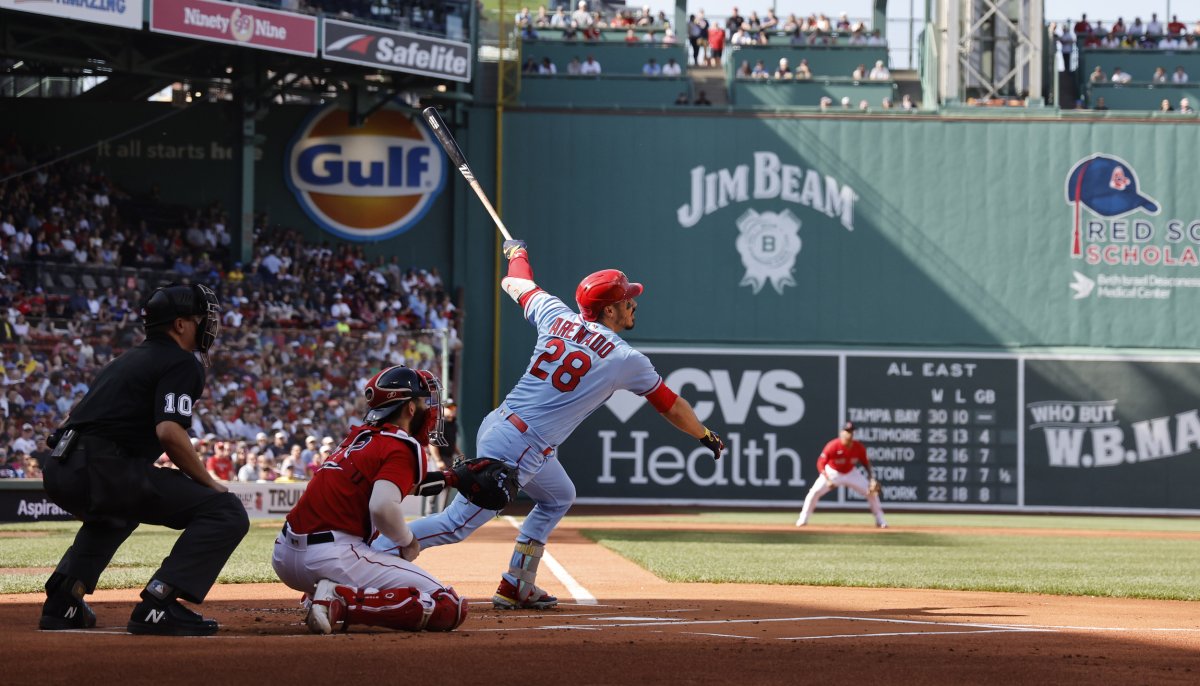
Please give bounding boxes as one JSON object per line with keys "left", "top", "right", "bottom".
{"left": 506, "top": 412, "right": 554, "bottom": 456}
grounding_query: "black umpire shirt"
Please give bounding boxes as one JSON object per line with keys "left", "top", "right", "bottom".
{"left": 65, "top": 336, "right": 205, "bottom": 462}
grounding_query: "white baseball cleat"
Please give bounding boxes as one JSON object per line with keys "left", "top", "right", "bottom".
{"left": 306, "top": 579, "right": 338, "bottom": 635}
{"left": 795, "top": 519, "right": 807, "bottom": 527}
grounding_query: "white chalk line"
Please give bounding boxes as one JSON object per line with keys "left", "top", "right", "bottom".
{"left": 502, "top": 515, "right": 598, "bottom": 605}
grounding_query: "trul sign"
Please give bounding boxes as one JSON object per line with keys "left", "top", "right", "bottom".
{"left": 568, "top": 351, "right": 839, "bottom": 503}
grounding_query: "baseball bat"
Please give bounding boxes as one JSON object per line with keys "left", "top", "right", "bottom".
{"left": 421, "top": 106, "right": 514, "bottom": 241}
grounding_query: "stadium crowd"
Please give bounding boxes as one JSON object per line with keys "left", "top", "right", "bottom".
{"left": 0, "top": 137, "right": 462, "bottom": 481}
{"left": 1055, "top": 14, "right": 1200, "bottom": 50}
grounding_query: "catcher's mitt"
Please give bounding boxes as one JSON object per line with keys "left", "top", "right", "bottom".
{"left": 416, "top": 458, "right": 518, "bottom": 511}
{"left": 868, "top": 478, "right": 883, "bottom": 496}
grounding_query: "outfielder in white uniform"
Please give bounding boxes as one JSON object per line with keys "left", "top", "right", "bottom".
{"left": 374, "top": 239, "right": 725, "bottom": 609}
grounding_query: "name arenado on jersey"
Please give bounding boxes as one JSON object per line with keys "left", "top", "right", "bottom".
{"left": 546, "top": 316, "right": 617, "bottom": 358}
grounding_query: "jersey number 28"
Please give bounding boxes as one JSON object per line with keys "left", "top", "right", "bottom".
{"left": 529, "top": 338, "right": 591, "bottom": 392}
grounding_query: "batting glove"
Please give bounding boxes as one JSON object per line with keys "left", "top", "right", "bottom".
{"left": 502, "top": 239, "right": 527, "bottom": 260}
{"left": 699, "top": 428, "right": 725, "bottom": 461}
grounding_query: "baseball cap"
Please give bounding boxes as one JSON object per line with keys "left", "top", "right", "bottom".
{"left": 842, "top": 421, "right": 856, "bottom": 433}
{"left": 306, "top": 435, "right": 318, "bottom": 445}
{"left": 1066, "top": 154, "right": 1159, "bottom": 217}
{"left": 22, "top": 423, "right": 33, "bottom": 430}
{"left": 256, "top": 432, "right": 268, "bottom": 441}
{"left": 321, "top": 436, "right": 334, "bottom": 445}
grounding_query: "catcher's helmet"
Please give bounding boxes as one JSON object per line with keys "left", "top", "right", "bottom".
{"left": 575, "top": 269, "right": 643, "bottom": 322}
{"left": 140, "top": 283, "right": 221, "bottom": 366}
{"left": 363, "top": 366, "right": 446, "bottom": 445}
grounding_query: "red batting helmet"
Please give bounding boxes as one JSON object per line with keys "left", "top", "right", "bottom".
{"left": 575, "top": 269, "right": 644, "bottom": 322}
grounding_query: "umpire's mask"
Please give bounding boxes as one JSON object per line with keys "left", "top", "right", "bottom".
{"left": 141, "top": 283, "right": 221, "bottom": 367}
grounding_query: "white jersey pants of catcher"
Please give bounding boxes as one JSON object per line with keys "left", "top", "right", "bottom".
{"left": 797, "top": 466, "right": 887, "bottom": 527}
{"left": 373, "top": 405, "right": 572, "bottom": 571}
{"left": 272, "top": 523, "right": 450, "bottom": 596}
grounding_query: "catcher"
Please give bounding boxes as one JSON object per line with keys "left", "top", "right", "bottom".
{"left": 795, "top": 421, "right": 888, "bottom": 528}
{"left": 271, "top": 365, "right": 468, "bottom": 634}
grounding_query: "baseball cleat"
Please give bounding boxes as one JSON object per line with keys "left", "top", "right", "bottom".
{"left": 795, "top": 519, "right": 807, "bottom": 527}
{"left": 492, "top": 578, "right": 558, "bottom": 610}
{"left": 39, "top": 595, "right": 97, "bottom": 630}
{"left": 306, "top": 579, "right": 343, "bottom": 635}
{"left": 127, "top": 598, "right": 218, "bottom": 636}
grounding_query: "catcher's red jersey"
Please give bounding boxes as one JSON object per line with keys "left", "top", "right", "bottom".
{"left": 287, "top": 424, "right": 426, "bottom": 538}
{"left": 817, "top": 438, "right": 869, "bottom": 474}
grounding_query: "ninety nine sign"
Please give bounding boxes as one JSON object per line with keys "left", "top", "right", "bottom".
{"left": 0, "top": 0, "right": 144, "bottom": 28}
{"left": 150, "top": 0, "right": 317, "bottom": 57}
{"left": 322, "top": 18, "right": 472, "bottom": 83}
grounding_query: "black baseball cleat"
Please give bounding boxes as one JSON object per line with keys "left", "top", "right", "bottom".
{"left": 39, "top": 575, "right": 97, "bottom": 630}
{"left": 127, "top": 598, "right": 219, "bottom": 636}
{"left": 39, "top": 594, "right": 97, "bottom": 630}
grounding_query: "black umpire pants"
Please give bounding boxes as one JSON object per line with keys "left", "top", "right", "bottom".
{"left": 43, "top": 440, "right": 249, "bottom": 604}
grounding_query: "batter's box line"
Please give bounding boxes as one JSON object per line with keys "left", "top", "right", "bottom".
{"left": 777, "top": 628, "right": 1033, "bottom": 641}
{"left": 479, "top": 615, "right": 1059, "bottom": 634}
{"left": 984, "top": 622, "right": 1200, "bottom": 633}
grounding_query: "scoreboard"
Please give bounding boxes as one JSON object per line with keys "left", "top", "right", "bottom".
{"left": 844, "top": 355, "right": 1019, "bottom": 507}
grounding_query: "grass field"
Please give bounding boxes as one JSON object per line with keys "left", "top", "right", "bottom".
{"left": 3, "top": 513, "right": 1198, "bottom": 600}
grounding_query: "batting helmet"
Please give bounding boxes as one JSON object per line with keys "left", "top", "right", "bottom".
{"left": 575, "top": 269, "right": 643, "bottom": 322}
{"left": 363, "top": 366, "right": 446, "bottom": 445}
{"left": 140, "top": 283, "right": 221, "bottom": 366}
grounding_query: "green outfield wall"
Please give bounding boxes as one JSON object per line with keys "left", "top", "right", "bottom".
{"left": 483, "top": 109, "right": 1200, "bottom": 512}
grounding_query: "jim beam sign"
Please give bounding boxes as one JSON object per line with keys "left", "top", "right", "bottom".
{"left": 322, "top": 19, "right": 472, "bottom": 83}
{"left": 566, "top": 350, "right": 839, "bottom": 504}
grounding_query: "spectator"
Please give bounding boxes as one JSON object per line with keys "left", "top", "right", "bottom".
{"left": 625, "top": 28, "right": 638, "bottom": 43}
{"left": 687, "top": 13, "right": 707, "bottom": 66}
{"left": 538, "top": 57, "right": 557, "bottom": 75}
{"left": 869, "top": 60, "right": 891, "bottom": 80}
{"left": 533, "top": 6, "right": 550, "bottom": 28}
{"left": 1152, "top": 67, "right": 1167, "bottom": 83}
{"left": 750, "top": 59, "right": 768, "bottom": 79}
{"left": 852, "top": 63, "right": 867, "bottom": 80}
{"left": 694, "top": 90, "right": 712, "bottom": 105}
{"left": 1168, "top": 15, "right": 1186, "bottom": 36}
{"left": 206, "top": 441, "right": 235, "bottom": 481}
{"left": 819, "top": 96, "right": 833, "bottom": 111}
{"left": 1160, "top": 99, "right": 1174, "bottom": 112}
{"left": 1094, "top": 96, "right": 1109, "bottom": 111}
{"left": 580, "top": 54, "right": 601, "bottom": 75}
{"left": 796, "top": 59, "right": 812, "bottom": 79}
{"left": 1142, "top": 14, "right": 1161, "bottom": 36}
{"left": 1181, "top": 98, "right": 1195, "bottom": 114}
{"left": 1129, "top": 17, "right": 1146, "bottom": 37}
{"left": 1173, "top": 66, "right": 1189, "bottom": 83}
{"left": 881, "top": 97, "right": 894, "bottom": 110}
{"left": 662, "top": 28, "right": 677, "bottom": 45}
{"left": 726, "top": 6, "right": 744, "bottom": 34}
{"left": 1074, "top": 14, "right": 1091, "bottom": 36}
{"left": 567, "top": 56, "right": 582, "bottom": 75}
{"left": 550, "top": 7, "right": 568, "bottom": 28}
{"left": 761, "top": 9, "right": 779, "bottom": 32}
{"left": 662, "top": 57, "right": 682, "bottom": 77}
{"left": 707, "top": 21, "right": 725, "bottom": 66}
{"left": 901, "top": 94, "right": 915, "bottom": 110}
{"left": 12, "top": 423, "right": 37, "bottom": 455}
{"left": 840, "top": 96, "right": 852, "bottom": 109}
{"left": 571, "top": 1, "right": 592, "bottom": 28}
{"left": 774, "top": 58, "right": 792, "bottom": 80}
{"left": 522, "top": 57, "right": 537, "bottom": 74}
{"left": 736, "top": 60, "right": 751, "bottom": 78}
{"left": 674, "top": 92, "right": 690, "bottom": 105}
{"left": 1111, "top": 67, "right": 1132, "bottom": 84}
{"left": 1089, "top": 66, "right": 1106, "bottom": 83}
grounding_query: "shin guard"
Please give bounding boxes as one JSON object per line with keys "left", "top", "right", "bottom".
{"left": 425, "top": 587, "right": 469, "bottom": 631}
{"left": 332, "top": 585, "right": 433, "bottom": 632}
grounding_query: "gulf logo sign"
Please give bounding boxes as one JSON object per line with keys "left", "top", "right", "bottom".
{"left": 285, "top": 105, "right": 446, "bottom": 241}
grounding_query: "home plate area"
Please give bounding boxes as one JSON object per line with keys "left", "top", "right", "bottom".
{"left": 474, "top": 603, "right": 1045, "bottom": 642}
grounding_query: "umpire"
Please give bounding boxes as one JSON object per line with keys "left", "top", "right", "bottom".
{"left": 40, "top": 283, "right": 249, "bottom": 636}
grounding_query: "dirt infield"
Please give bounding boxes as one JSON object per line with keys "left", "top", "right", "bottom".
{"left": 3, "top": 518, "right": 1198, "bottom": 685}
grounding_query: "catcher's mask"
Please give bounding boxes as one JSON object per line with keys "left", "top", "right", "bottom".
{"left": 140, "top": 283, "right": 221, "bottom": 367}
{"left": 363, "top": 366, "right": 446, "bottom": 446}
